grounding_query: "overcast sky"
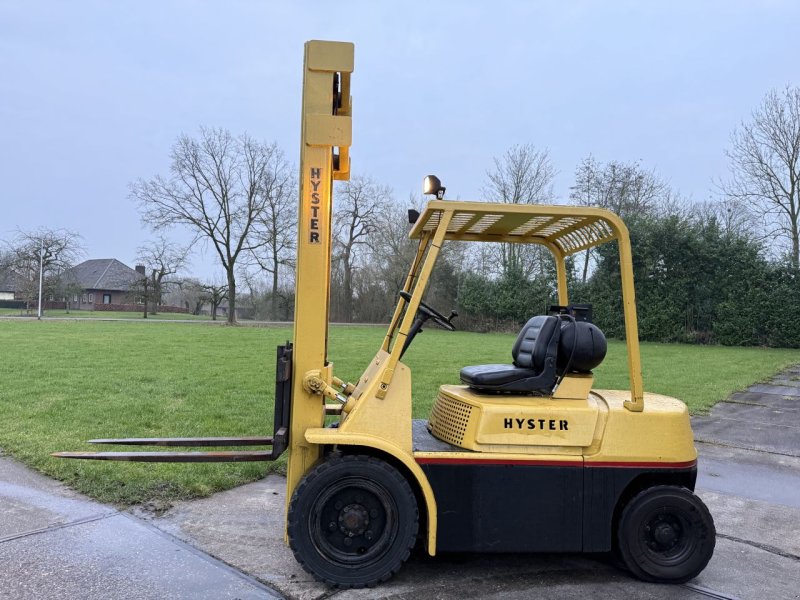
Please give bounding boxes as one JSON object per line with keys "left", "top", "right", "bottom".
{"left": 1, "top": 1, "right": 797, "bottom": 279}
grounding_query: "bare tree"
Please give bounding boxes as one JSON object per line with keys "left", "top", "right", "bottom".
{"left": 333, "top": 175, "right": 392, "bottom": 322}
{"left": 484, "top": 144, "right": 556, "bottom": 205}
{"left": 201, "top": 281, "right": 228, "bottom": 321}
{"left": 130, "top": 127, "right": 290, "bottom": 324}
{"left": 125, "top": 269, "right": 152, "bottom": 318}
{"left": 570, "top": 156, "right": 669, "bottom": 218}
{"left": 721, "top": 86, "right": 800, "bottom": 266}
{"left": 2, "top": 228, "right": 84, "bottom": 312}
{"left": 136, "top": 236, "right": 189, "bottom": 314}
{"left": 165, "top": 278, "right": 206, "bottom": 315}
{"left": 570, "top": 156, "right": 670, "bottom": 282}
{"left": 246, "top": 148, "right": 297, "bottom": 319}
{"left": 481, "top": 145, "right": 556, "bottom": 276}
{"left": 368, "top": 196, "right": 420, "bottom": 293}
{"left": 692, "top": 197, "right": 757, "bottom": 239}
{"left": 346, "top": 197, "right": 421, "bottom": 322}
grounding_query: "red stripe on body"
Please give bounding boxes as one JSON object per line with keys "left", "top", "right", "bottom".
{"left": 415, "top": 457, "right": 697, "bottom": 469}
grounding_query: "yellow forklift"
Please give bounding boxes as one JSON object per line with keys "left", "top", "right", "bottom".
{"left": 56, "top": 40, "right": 715, "bottom": 588}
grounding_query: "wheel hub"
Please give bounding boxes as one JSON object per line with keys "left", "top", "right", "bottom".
{"left": 338, "top": 503, "right": 369, "bottom": 536}
{"left": 653, "top": 522, "right": 677, "bottom": 546}
{"left": 646, "top": 514, "right": 683, "bottom": 552}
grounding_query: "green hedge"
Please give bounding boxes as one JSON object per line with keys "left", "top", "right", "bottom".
{"left": 579, "top": 216, "right": 800, "bottom": 347}
{"left": 455, "top": 214, "right": 800, "bottom": 348}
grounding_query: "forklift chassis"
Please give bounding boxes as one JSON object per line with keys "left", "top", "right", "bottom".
{"left": 56, "top": 40, "right": 715, "bottom": 588}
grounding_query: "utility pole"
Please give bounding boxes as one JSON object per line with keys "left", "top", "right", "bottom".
{"left": 37, "top": 237, "right": 44, "bottom": 320}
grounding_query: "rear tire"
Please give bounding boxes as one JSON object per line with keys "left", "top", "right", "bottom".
{"left": 287, "top": 454, "right": 418, "bottom": 588}
{"left": 617, "top": 485, "right": 715, "bottom": 583}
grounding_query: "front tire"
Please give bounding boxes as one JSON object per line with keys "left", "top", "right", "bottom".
{"left": 287, "top": 454, "right": 419, "bottom": 588}
{"left": 617, "top": 485, "right": 715, "bottom": 583}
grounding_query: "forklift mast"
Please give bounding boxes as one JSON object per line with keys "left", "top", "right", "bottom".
{"left": 287, "top": 40, "right": 354, "bottom": 501}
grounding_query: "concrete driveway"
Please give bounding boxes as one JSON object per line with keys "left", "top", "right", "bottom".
{"left": 2, "top": 366, "right": 799, "bottom": 599}
{"left": 0, "top": 456, "right": 278, "bottom": 599}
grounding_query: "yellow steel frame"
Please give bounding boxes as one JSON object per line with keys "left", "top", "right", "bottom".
{"left": 402, "top": 201, "right": 645, "bottom": 412}
{"left": 286, "top": 40, "right": 354, "bottom": 506}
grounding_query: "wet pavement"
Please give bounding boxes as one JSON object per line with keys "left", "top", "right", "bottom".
{"left": 0, "top": 456, "right": 279, "bottom": 600}
{"left": 2, "top": 366, "right": 800, "bottom": 599}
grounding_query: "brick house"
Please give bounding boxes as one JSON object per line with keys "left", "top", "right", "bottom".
{"left": 62, "top": 259, "right": 144, "bottom": 310}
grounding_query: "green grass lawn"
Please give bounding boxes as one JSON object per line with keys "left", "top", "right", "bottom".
{"left": 0, "top": 319, "right": 797, "bottom": 507}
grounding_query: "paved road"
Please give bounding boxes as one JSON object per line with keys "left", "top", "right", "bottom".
{"left": 2, "top": 367, "right": 799, "bottom": 599}
{"left": 0, "top": 456, "right": 279, "bottom": 600}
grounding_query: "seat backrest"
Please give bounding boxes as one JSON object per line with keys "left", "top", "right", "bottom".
{"left": 511, "top": 315, "right": 560, "bottom": 371}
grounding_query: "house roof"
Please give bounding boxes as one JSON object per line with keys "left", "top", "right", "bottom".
{"left": 65, "top": 259, "right": 143, "bottom": 292}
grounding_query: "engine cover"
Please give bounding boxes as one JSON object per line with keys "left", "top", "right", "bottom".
{"left": 429, "top": 377, "right": 603, "bottom": 454}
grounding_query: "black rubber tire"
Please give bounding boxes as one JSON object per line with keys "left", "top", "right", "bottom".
{"left": 617, "top": 485, "right": 716, "bottom": 584}
{"left": 287, "top": 454, "right": 419, "bottom": 588}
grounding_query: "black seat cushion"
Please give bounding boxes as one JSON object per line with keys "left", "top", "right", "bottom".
{"left": 460, "top": 316, "right": 560, "bottom": 394}
{"left": 459, "top": 364, "right": 539, "bottom": 387}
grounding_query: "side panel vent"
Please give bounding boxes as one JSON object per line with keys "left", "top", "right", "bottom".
{"left": 430, "top": 393, "right": 473, "bottom": 446}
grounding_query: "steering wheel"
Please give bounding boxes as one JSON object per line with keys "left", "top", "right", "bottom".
{"left": 399, "top": 291, "right": 457, "bottom": 331}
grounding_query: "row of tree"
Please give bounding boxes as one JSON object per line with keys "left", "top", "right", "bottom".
{"left": 4, "top": 86, "right": 798, "bottom": 346}
{"left": 341, "top": 87, "right": 799, "bottom": 347}
{"left": 331, "top": 151, "right": 799, "bottom": 348}
{"left": 126, "top": 86, "right": 799, "bottom": 336}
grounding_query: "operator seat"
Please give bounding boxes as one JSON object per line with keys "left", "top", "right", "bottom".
{"left": 460, "top": 315, "right": 561, "bottom": 394}
{"left": 460, "top": 314, "right": 608, "bottom": 395}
